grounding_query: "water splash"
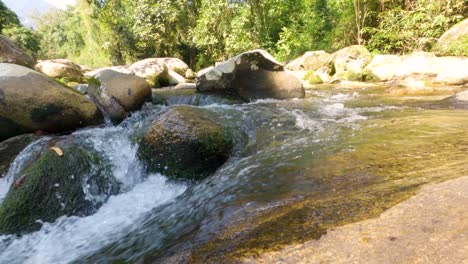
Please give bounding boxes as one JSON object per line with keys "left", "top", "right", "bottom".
{"left": 0, "top": 174, "right": 186, "bottom": 264}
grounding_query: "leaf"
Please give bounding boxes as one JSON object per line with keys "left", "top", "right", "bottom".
{"left": 50, "top": 147, "right": 64, "bottom": 157}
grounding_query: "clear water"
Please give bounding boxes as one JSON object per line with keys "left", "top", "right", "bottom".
{"left": 1, "top": 88, "right": 461, "bottom": 263}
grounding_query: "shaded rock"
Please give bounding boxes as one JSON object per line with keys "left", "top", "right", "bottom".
{"left": 138, "top": 106, "right": 233, "bottom": 180}
{"left": 0, "top": 35, "right": 35, "bottom": 68}
{"left": 332, "top": 45, "right": 372, "bottom": 81}
{"left": 285, "top": 51, "right": 332, "bottom": 71}
{"left": 0, "top": 63, "right": 102, "bottom": 142}
{"left": 89, "top": 69, "right": 151, "bottom": 122}
{"left": 35, "top": 59, "right": 84, "bottom": 82}
{"left": 434, "top": 19, "right": 468, "bottom": 56}
{"left": 197, "top": 50, "right": 304, "bottom": 101}
{"left": 0, "top": 134, "right": 39, "bottom": 178}
{"left": 0, "top": 139, "right": 119, "bottom": 235}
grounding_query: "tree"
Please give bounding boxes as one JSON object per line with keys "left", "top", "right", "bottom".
{"left": 0, "top": 0, "right": 20, "bottom": 32}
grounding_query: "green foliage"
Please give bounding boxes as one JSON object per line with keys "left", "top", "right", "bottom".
{"left": 26, "top": 0, "right": 468, "bottom": 69}
{"left": 365, "top": 0, "right": 466, "bottom": 54}
{"left": 2, "top": 25, "right": 40, "bottom": 56}
{"left": 0, "top": 0, "right": 20, "bottom": 32}
{"left": 441, "top": 34, "right": 468, "bottom": 57}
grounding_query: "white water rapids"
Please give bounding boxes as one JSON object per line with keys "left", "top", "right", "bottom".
{"left": 0, "top": 93, "right": 396, "bottom": 263}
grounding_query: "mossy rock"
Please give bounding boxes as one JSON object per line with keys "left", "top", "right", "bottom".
{"left": 332, "top": 45, "right": 372, "bottom": 81}
{"left": 138, "top": 106, "right": 234, "bottom": 180}
{"left": 0, "top": 142, "right": 119, "bottom": 235}
{"left": 304, "top": 71, "right": 323, "bottom": 84}
{"left": 434, "top": 19, "right": 468, "bottom": 57}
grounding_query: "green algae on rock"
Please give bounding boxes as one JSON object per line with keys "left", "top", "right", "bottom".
{"left": 0, "top": 141, "right": 119, "bottom": 235}
{"left": 138, "top": 106, "right": 234, "bottom": 180}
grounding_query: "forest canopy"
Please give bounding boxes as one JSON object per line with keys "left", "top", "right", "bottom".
{"left": 1, "top": 0, "right": 466, "bottom": 69}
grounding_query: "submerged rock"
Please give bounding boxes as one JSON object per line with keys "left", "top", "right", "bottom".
{"left": 138, "top": 106, "right": 233, "bottom": 180}
{"left": 0, "top": 140, "right": 119, "bottom": 235}
{"left": 0, "top": 35, "right": 35, "bottom": 68}
{"left": 197, "top": 49, "right": 304, "bottom": 101}
{"left": 35, "top": 59, "right": 84, "bottom": 83}
{"left": 286, "top": 50, "right": 332, "bottom": 71}
{"left": 89, "top": 69, "right": 151, "bottom": 122}
{"left": 0, "top": 134, "right": 39, "bottom": 178}
{"left": 0, "top": 63, "right": 103, "bottom": 141}
{"left": 332, "top": 45, "right": 372, "bottom": 81}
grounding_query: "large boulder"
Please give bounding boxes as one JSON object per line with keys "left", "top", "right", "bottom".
{"left": 0, "top": 134, "right": 39, "bottom": 178}
{"left": 89, "top": 69, "right": 151, "bottom": 122}
{"left": 197, "top": 50, "right": 304, "bottom": 101}
{"left": 0, "top": 63, "right": 102, "bottom": 142}
{"left": 363, "top": 53, "right": 468, "bottom": 85}
{"left": 286, "top": 51, "right": 332, "bottom": 71}
{"left": 34, "top": 59, "right": 84, "bottom": 82}
{"left": 362, "top": 55, "right": 403, "bottom": 81}
{"left": 0, "top": 35, "right": 35, "bottom": 68}
{"left": 434, "top": 19, "right": 468, "bottom": 56}
{"left": 332, "top": 45, "right": 372, "bottom": 81}
{"left": 138, "top": 106, "right": 233, "bottom": 180}
{"left": 0, "top": 139, "right": 120, "bottom": 235}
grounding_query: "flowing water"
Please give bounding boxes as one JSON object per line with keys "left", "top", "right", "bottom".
{"left": 0, "top": 87, "right": 467, "bottom": 263}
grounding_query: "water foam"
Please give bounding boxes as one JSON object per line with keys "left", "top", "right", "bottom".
{"left": 0, "top": 174, "right": 186, "bottom": 264}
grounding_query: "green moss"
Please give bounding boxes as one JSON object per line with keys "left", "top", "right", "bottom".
{"left": 83, "top": 76, "right": 101, "bottom": 87}
{"left": 139, "top": 107, "right": 235, "bottom": 181}
{"left": 0, "top": 144, "right": 119, "bottom": 235}
{"left": 444, "top": 35, "right": 468, "bottom": 57}
{"left": 343, "top": 71, "right": 363, "bottom": 81}
{"left": 362, "top": 69, "right": 380, "bottom": 82}
{"left": 304, "top": 71, "right": 323, "bottom": 84}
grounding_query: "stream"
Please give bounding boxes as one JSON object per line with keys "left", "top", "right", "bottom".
{"left": 0, "top": 87, "right": 467, "bottom": 263}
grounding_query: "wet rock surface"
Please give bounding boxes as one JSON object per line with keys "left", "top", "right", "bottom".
{"left": 138, "top": 106, "right": 233, "bottom": 180}
{"left": 0, "top": 139, "right": 119, "bottom": 235}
